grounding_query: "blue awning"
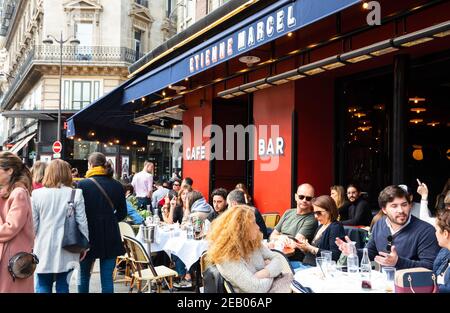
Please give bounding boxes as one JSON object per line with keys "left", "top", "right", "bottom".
{"left": 123, "top": 0, "right": 359, "bottom": 104}
{"left": 66, "top": 80, "right": 152, "bottom": 146}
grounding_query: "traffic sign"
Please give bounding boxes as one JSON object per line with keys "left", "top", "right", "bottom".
{"left": 52, "top": 141, "right": 62, "bottom": 154}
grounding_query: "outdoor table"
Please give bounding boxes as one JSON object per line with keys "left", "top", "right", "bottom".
{"left": 291, "top": 266, "right": 389, "bottom": 293}
{"left": 136, "top": 224, "right": 208, "bottom": 271}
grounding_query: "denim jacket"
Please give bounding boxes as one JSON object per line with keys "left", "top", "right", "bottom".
{"left": 433, "top": 248, "right": 450, "bottom": 293}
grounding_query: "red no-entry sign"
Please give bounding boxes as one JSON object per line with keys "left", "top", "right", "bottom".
{"left": 52, "top": 141, "right": 62, "bottom": 154}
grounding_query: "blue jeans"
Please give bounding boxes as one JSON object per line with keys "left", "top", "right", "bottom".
{"left": 36, "top": 271, "right": 72, "bottom": 293}
{"left": 172, "top": 254, "right": 186, "bottom": 276}
{"left": 290, "top": 261, "right": 313, "bottom": 272}
{"left": 78, "top": 257, "right": 116, "bottom": 293}
{"left": 136, "top": 197, "right": 151, "bottom": 211}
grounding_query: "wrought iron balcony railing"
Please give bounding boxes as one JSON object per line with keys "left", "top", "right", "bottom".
{"left": 34, "top": 45, "right": 143, "bottom": 64}
{"left": 1, "top": 45, "right": 143, "bottom": 109}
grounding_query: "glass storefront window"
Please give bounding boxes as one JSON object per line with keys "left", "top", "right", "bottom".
{"left": 73, "top": 140, "right": 99, "bottom": 160}
{"left": 337, "top": 72, "right": 393, "bottom": 207}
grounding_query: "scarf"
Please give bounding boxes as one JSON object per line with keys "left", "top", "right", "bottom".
{"left": 85, "top": 166, "right": 107, "bottom": 178}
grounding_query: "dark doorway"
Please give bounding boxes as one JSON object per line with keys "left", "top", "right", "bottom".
{"left": 211, "top": 96, "right": 252, "bottom": 194}
{"left": 336, "top": 69, "right": 393, "bottom": 210}
{"left": 405, "top": 54, "right": 450, "bottom": 212}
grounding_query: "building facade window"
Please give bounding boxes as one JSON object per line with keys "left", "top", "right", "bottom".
{"left": 208, "top": 0, "right": 229, "bottom": 14}
{"left": 75, "top": 22, "right": 93, "bottom": 60}
{"left": 63, "top": 80, "right": 101, "bottom": 110}
{"left": 134, "top": 29, "right": 142, "bottom": 61}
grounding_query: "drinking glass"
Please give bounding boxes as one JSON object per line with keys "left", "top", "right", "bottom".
{"left": 327, "top": 260, "right": 337, "bottom": 277}
{"left": 382, "top": 266, "right": 396, "bottom": 293}
{"left": 321, "top": 250, "right": 332, "bottom": 263}
{"left": 315, "top": 257, "right": 327, "bottom": 279}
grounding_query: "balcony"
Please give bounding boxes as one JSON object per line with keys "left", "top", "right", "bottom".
{"left": 1, "top": 45, "right": 143, "bottom": 109}
{"left": 34, "top": 45, "right": 143, "bottom": 65}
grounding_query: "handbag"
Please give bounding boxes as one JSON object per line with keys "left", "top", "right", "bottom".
{"left": 8, "top": 251, "right": 39, "bottom": 282}
{"left": 268, "top": 272, "right": 294, "bottom": 293}
{"left": 62, "top": 189, "right": 90, "bottom": 253}
{"left": 394, "top": 267, "right": 439, "bottom": 293}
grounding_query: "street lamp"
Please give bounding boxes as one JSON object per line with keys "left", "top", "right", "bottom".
{"left": 43, "top": 31, "right": 80, "bottom": 143}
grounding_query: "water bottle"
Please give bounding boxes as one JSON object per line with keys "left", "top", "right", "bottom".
{"left": 347, "top": 241, "right": 359, "bottom": 274}
{"left": 153, "top": 209, "right": 160, "bottom": 225}
{"left": 360, "top": 248, "right": 372, "bottom": 289}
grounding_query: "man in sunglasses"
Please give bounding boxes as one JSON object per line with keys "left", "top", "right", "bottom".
{"left": 269, "top": 184, "right": 318, "bottom": 250}
{"left": 340, "top": 184, "right": 372, "bottom": 227}
{"left": 336, "top": 185, "right": 440, "bottom": 270}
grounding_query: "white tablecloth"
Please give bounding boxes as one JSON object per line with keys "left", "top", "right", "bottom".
{"left": 136, "top": 225, "right": 208, "bottom": 271}
{"left": 292, "top": 267, "right": 389, "bottom": 293}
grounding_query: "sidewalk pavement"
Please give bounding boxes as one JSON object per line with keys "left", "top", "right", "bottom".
{"left": 68, "top": 259, "right": 195, "bottom": 293}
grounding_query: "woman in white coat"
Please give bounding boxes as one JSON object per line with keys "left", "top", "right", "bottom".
{"left": 31, "top": 159, "right": 89, "bottom": 293}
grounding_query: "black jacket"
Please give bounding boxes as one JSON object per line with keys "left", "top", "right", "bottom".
{"left": 340, "top": 198, "right": 372, "bottom": 226}
{"left": 78, "top": 175, "right": 127, "bottom": 259}
{"left": 302, "top": 222, "right": 346, "bottom": 266}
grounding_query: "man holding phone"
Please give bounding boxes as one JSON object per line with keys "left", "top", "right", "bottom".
{"left": 336, "top": 185, "right": 439, "bottom": 269}
{"left": 269, "top": 183, "right": 318, "bottom": 256}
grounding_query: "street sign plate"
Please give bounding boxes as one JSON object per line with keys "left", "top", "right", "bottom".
{"left": 52, "top": 141, "right": 62, "bottom": 153}
{"left": 53, "top": 153, "right": 61, "bottom": 159}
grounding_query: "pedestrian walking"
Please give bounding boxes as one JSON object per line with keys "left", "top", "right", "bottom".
{"left": 0, "top": 152, "right": 34, "bottom": 293}
{"left": 76, "top": 152, "right": 127, "bottom": 293}
{"left": 32, "top": 159, "right": 89, "bottom": 293}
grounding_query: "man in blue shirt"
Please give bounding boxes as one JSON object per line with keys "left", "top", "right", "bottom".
{"left": 336, "top": 185, "right": 439, "bottom": 270}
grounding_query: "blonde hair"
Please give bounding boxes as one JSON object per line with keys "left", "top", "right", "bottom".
{"left": 0, "top": 151, "right": 32, "bottom": 198}
{"left": 42, "top": 159, "right": 73, "bottom": 188}
{"left": 31, "top": 161, "right": 47, "bottom": 184}
{"left": 207, "top": 205, "right": 262, "bottom": 264}
{"left": 330, "top": 185, "right": 346, "bottom": 209}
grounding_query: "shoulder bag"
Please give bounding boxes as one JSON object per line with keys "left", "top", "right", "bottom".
{"left": 62, "top": 189, "right": 90, "bottom": 253}
{"left": 7, "top": 251, "right": 39, "bottom": 282}
{"left": 394, "top": 267, "right": 439, "bottom": 293}
{"left": 88, "top": 178, "right": 116, "bottom": 214}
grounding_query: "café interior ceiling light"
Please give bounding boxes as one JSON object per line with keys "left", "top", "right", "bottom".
{"left": 412, "top": 145, "right": 424, "bottom": 161}
{"left": 354, "top": 112, "right": 367, "bottom": 118}
{"left": 239, "top": 55, "right": 261, "bottom": 67}
{"left": 410, "top": 118, "right": 424, "bottom": 124}
{"left": 373, "top": 104, "right": 385, "bottom": 110}
{"left": 409, "top": 96, "right": 426, "bottom": 104}
{"left": 411, "top": 107, "right": 426, "bottom": 113}
{"left": 427, "top": 121, "right": 440, "bottom": 127}
{"left": 357, "top": 126, "right": 372, "bottom": 132}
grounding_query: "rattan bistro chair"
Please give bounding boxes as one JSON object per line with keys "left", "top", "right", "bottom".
{"left": 123, "top": 235, "right": 178, "bottom": 293}
{"left": 113, "top": 222, "right": 136, "bottom": 284}
{"left": 262, "top": 213, "right": 281, "bottom": 228}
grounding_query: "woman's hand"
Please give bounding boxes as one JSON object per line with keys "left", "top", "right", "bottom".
{"left": 254, "top": 268, "right": 270, "bottom": 279}
{"left": 296, "top": 239, "right": 311, "bottom": 253}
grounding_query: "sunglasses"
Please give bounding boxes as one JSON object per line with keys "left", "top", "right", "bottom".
{"left": 173, "top": 183, "right": 180, "bottom": 186}
{"left": 313, "top": 211, "right": 326, "bottom": 216}
{"left": 386, "top": 235, "right": 393, "bottom": 252}
{"left": 297, "top": 194, "right": 313, "bottom": 201}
